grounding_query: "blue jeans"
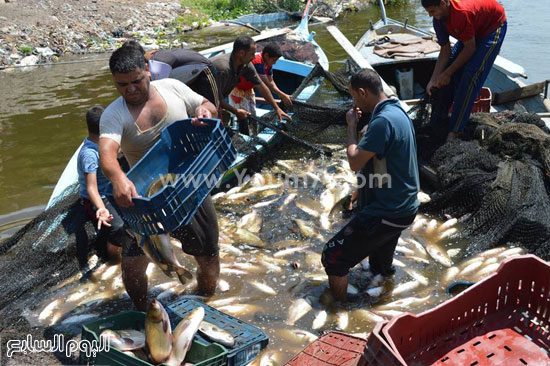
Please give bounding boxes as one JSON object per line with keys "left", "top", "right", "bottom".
{"left": 434, "top": 22, "right": 507, "bottom": 132}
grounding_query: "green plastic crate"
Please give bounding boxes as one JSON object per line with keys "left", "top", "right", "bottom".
{"left": 79, "top": 311, "right": 227, "bottom": 366}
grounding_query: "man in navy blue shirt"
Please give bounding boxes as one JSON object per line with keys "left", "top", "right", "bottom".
{"left": 321, "top": 69, "right": 420, "bottom": 302}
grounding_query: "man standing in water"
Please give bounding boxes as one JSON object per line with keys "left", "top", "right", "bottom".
{"left": 423, "top": 0, "right": 507, "bottom": 140}
{"left": 321, "top": 69, "right": 419, "bottom": 302}
{"left": 99, "top": 46, "right": 219, "bottom": 311}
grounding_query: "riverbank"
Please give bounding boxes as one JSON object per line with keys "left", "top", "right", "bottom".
{"left": 0, "top": 0, "right": 370, "bottom": 69}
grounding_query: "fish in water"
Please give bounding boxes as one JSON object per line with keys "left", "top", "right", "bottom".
{"left": 424, "top": 241, "right": 453, "bottom": 267}
{"left": 293, "top": 219, "right": 323, "bottom": 240}
{"left": 233, "top": 228, "right": 265, "bottom": 248}
{"left": 391, "top": 280, "right": 421, "bottom": 296}
{"left": 238, "top": 210, "right": 262, "bottom": 233}
{"left": 273, "top": 246, "right": 308, "bottom": 258}
{"left": 165, "top": 307, "right": 205, "bottom": 366}
{"left": 312, "top": 310, "right": 328, "bottom": 330}
{"left": 249, "top": 281, "right": 277, "bottom": 296}
{"left": 217, "top": 304, "right": 262, "bottom": 317}
{"left": 278, "top": 328, "right": 318, "bottom": 344}
{"left": 144, "top": 233, "right": 194, "bottom": 285}
{"left": 100, "top": 329, "right": 146, "bottom": 351}
{"left": 336, "top": 311, "right": 349, "bottom": 330}
{"left": 38, "top": 299, "right": 63, "bottom": 323}
{"left": 198, "top": 320, "right": 235, "bottom": 348}
{"left": 379, "top": 295, "right": 431, "bottom": 310}
{"left": 145, "top": 300, "right": 172, "bottom": 363}
{"left": 278, "top": 193, "right": 297, "bottom": 212}
{"left": 352, "top": 309, "right": 386, "bottom": 323}
{"left": 286, "top": 298, "right": 312, "bottom": 326}
{"left": 404, "top": 268, "right": 429, "bottom": 286}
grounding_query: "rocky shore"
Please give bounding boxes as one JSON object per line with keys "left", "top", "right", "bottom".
{"left": 0, "top": 0, "right": 370, "bottom": 69}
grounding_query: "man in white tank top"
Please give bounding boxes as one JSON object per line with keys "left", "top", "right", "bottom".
{"left": 99, "top": 45, "right": 219, "bottom": 311}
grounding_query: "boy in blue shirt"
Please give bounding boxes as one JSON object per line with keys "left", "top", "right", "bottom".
{"left": 321, "top": 69, "right": 420, "bottom": 302}
{"left": 76, "top": 105, "right": 125, "bottom": 265}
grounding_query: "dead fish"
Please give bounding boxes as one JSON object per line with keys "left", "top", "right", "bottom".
{"left": 439, "top": 228, "right": 458, "bottom": 240}
{"left": 460, "top": 260, "right": 484, "bottom": 277}
{"left": 246, "top": 183, "right": 284, "bottom": 194}
{"left": 286, "top": 298, "right": 312, "bottom": 326}
{"left": 208, "top": 296, "right": 253, "bottom": 307}
{"left": 217, "top": 304, "right": 261, "bottom": 317}
{"left": 66, "top": 284, "right": 99, "bottom": 303}
{"left": 395, "top": 245, "right": 416, "bottom": 256}
{"left": 476, "top": 247, "right": 507, "bottom": 257}
{"left": 157, "top": 286, "right": 186, "bottom": 301}
{"left": 473, "top": 263, "right": 501, "bottom": 281}
{"left": 227, "top": 186, "right": 243, "bottom": 195}
{"left": 498, "top": 247, "right": 524, "bottom": 258}
{"left": 278, "top": 329, "right": 318, "bottom": 344}
{"left": 274, "top": 246, "right": 308, "bottom": 258}
{"left": 392, "top": 258, "right": 406, "bottom": 267}
{"left": 170, "top": 237, "right": 183, "bottom": 250}
{"left": 198, "top": 320, "right": 235, "bottom": 348}
{"left": 220, "top": 268, "right": 247, "bottom": 276}
{"left": 252, "top": 196, "right": 280, "bottom": 209}
{"left": 366, "top": 286, "right": 384, "bottom": 297}
{"left": 249, "top": 281, "right": 277, "bottom": 296}
{"left": 275, "top": 160, "right": 294, "bottom": 172}
{"left": 238, "top": 210, "right": 262, "bottom": 233}
{"left": 352, "top": 309, "right": 386, "bottom": 323}
{"left": 320, "top": 214, "right": 332, "bottom": 231}
{"left": 147, "top": 233, "right": 194, "bottom": 285}
{"left": 218, "top": 279, "right": 230, "bottom": 293}
{"left": 259, "top": 350, "right": 284, "bottom": 366}
{"left": 439, "top": 218, "right": 458, "bottom": 231}
{"left": 447, "top": 248, "right": 461, "bottom": 258}
{"left": 100, "top": 329, "right": 145, "bottom": 351}
{"left": 442, "top": 266, "right": 460, "bottom": 284}
{"left": 336, "top": 312, "right": 349, "bottom": 330}
{"left": 278, "top": 193, "right": 297, "bottom": 212}
{"left": 271, "top": 239, "right": 304, "bottom": 249}
{"left": 406, "top": 237, "right": 429, "bottom": 258}
{"left": 425, "top": 242, "right": 453, "bottom": 267}
{"left": 417, "top": 191, "right": 431, "bottom": 203}
{"left": 211, "top": 191, "right": 226, "bottom": 202}
{"left": 403, "top": 255, "right": 431, "bottom": 265}
{"left": 61, "top": 313, "right": 98, "bottom": 325}
{"left": 404, "top": 268, "right": 429, "bottom": 286}
{"left": 219, "top": 243, "right": 243, "bottom": 256}
{"left": 234, "top": 228, "right": 265, "bottom": 248}
{"left": 425, "top": 219, "right": 438, "bottom": 235}
{"left": 165, "top": 307, "right": 205, "bottom": 366}
{"left": 312, "top": 310, "right": 328, "bottom": 330}
{"left": 293, "top": 218, "right": 323, "bottom": 240}
{"left": 227, "top": 192, "right": 253, "bottom": 201}
{"left": 256, "top": 257, "right": 283, "bottom": 273}
{"left": 145, "top": 300, "right": 172, "bottom": 363}
{"left": 391, "top": 280, "right": 421, "bottom": 296}
{"left": 373, "top": 309, "right": 403, "bottom": 319}
{"left": 249, "top": 173, "right": 266, "bottom": 187}
{"left": 411, "top": 217, "right": 427, "bottom": 232}
{"left": 38, "top": 299, "right": 63, "bottom": 323}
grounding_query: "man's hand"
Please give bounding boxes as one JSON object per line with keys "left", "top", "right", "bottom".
{"left": 275, "top": 107, "right": 291, "bottom": 122}
{"left": 426, "top": 79, "right": 436, "bottom": 96}
{"left": 346, "top": 107, "right": 362, "bottom": 127}
{"left": 280, "top": 93, "right": 292, "bottom": 107}
{"left": 113, "top": 175, "right": 139, "bottom": 208}
{"left": 96, "top": 208, "right": 113, "bottom": 230}
{"left": 434, "top": 72, "right": 451, "bottom": 89}
{"left": 236, "top": 109, "right": 250, "bottom": 120}
{"left": 194, "top": 105, "right": 212, "bottom": 119}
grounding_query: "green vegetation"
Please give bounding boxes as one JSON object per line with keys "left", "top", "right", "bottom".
{"left": 178, "top": 0, "right": 303, "bottom": 26}
{"left": 19, "top": 45, "right": 32, "bottom": 54}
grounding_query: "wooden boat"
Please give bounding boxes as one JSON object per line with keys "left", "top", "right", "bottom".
{"left": 354, "top": 11, "right": 550, "bottom": 115}
{"left": 47, "top": 1, "right": 327, "bottom": 209}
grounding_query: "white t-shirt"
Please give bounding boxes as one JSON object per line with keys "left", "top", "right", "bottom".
{"left": 100, "top": 78, "right": 204, "bottom": 166}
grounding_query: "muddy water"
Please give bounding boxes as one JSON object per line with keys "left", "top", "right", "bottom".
{"left": 28, "top": 149, "right": 524, "bottom": 364}
{"left": 0, "top": 1, "right": 545, "bottom": 364}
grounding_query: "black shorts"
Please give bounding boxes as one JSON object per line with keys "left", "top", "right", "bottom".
{"left": 321, "top": 212, "right": 416, "bottom": 277}
{"left": 124, "top": 196, "right": 219, "bottom": 258}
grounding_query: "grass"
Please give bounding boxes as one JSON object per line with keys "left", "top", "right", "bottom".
{"left": 177, "top": 0, "right": 303, "bottom": 26}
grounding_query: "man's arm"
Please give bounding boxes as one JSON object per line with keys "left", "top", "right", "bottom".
{"left": 194, "top": 98, "right": 218, "bottom": 119}
{"left": 427, "top": 43, "right": 451, "bottom": 95}
{"left": 99, "top": 138, "right": 138, "bottom": 207}
{"left": 260, "top": 75, "right": 292, "bottom": 107}
{"left": 346, "top": 108, "right": 376, "bottom": 172}
{"left": 256, "top": 82, "right": 291, "bottom": 122}
{"left": 436, "top": 38, "right": 476, "bottom": 87}
{"left": 220, "top": 99, "right": 250, "bottom": 121}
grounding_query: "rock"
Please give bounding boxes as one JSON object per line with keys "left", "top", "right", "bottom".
{"left": 20, "top": 55, "right": 38, "bottom": 66}
{"left": 9, "top": 53, "right": 21, "bottom": 60}
{"left": 35, "top": 46, "right": 54, "bottom": 57}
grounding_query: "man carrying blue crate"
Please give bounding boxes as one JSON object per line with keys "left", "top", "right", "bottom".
{"left": 422, "top": 0, "right": 507, "bottom": 141}
{"left": 99, "top": 45, "right": 220, "bottom": 311}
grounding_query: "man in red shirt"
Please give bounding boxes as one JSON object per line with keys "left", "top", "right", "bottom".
{"left": 423, "top": 0, "right": 507, "bottom": 140}
{"left": 228, "top": 43, "right": 292, "bottom": 135}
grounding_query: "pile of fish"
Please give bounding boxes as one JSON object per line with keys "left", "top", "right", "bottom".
{"left": 30, "top": 151, "right": 530, "bottom": 365}
{"left": 99, "top": 300, "right": 234, "bottom": 365}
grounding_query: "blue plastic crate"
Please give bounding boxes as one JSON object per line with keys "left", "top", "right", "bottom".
{"left": 79, "top": 311, "right": 227, "bottom": 366}
{"left": 106, "top": 118, "right": 236, "bottom": 235}
{"left": 165, "top": 298, "right": 269, "bottom": 366}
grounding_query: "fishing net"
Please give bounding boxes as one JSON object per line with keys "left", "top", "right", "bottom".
{"left": 419, "top": 108, "right": 550, "bottom": 259}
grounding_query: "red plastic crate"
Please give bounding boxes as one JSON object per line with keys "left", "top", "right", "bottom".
{"left": 382, "top": 255, "right": 550, "bottom": 366}
{"left": 450, "top": 87, "right": 492, "bottom": 114}
{"left": 285, "top": 332, "right": 368, "bottom": 366}
{"left": 361, "top": 322, "right": 405, "bottom": 366}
